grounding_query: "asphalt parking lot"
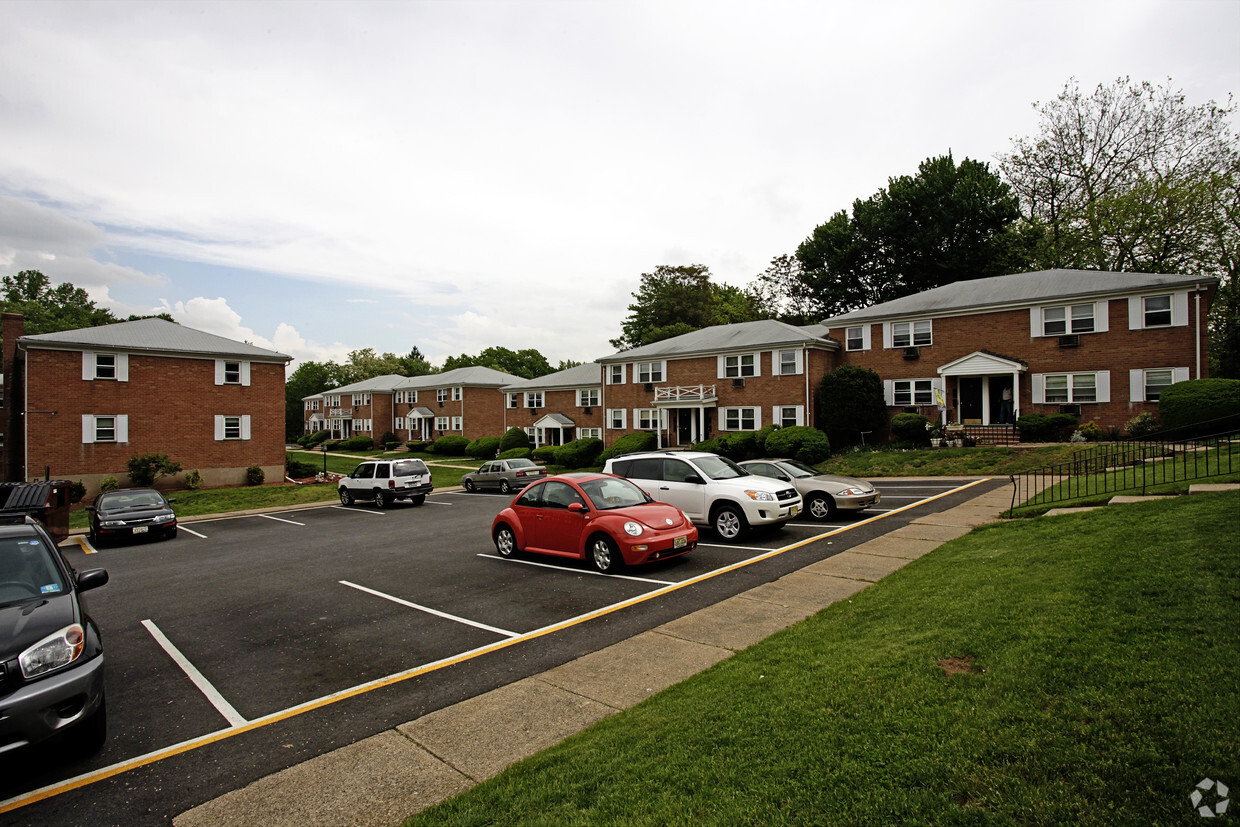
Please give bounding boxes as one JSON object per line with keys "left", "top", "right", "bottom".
{"left": 0, "top": 477, "right": 1004, "bottom": 825}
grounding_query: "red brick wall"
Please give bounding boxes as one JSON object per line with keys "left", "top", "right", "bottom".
{"left": 501, "top": 388, "right": 606, "bottom": 435}
{"left": 24, "top": 348, "right": 286, "bottom": 489}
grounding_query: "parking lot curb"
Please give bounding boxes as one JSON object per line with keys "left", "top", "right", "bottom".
{"left": 173, "top": 480, "right": 1008, "bottom": 827}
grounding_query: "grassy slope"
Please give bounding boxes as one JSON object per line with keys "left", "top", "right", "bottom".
{"left": 408, "top": 491, "right": 1239, "bottom": 826}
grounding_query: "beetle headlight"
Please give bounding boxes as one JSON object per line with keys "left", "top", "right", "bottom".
{"left": 623, "top": 521, "right": 643, "bottom": 536}
{"left": 20, "top": 624, "right": 85, "bottom": 679}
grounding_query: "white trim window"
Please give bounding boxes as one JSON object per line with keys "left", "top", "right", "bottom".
{"left": 214, "top": 414, "right": 252, "bottom": 441}
{"left": 326, "top": 395, "right": 341, "bottom": 408}
{"left": 507, "top": 392, "right": 521, "bottom": 409}
{"left": 773, "top": 405, "right": 804, "bottom": 427}
{"left": 82, "top": 352, "right": 129, "bottom": 382}
{"left": 82, "top": 414, "right": 128, "bottom": 444}
{"left": 214, "top": 359, "right": 251, "bottom": 386}
{"left": 1130, "top": 367, "right": 1189, "bottom": 402}
{"left": 435, "top": 416, "right": 449, "bottom": 431}
{"left": 577, "top": 427, "right": 602, "bottom": 439}
{"left": 893, "top": 379, "right": 935, "bottom": 407}
{"left": 607, "top": 408, "right": 626, "bottom": 430}
{"left": 607, "top": 364, "right": 625, "bottom": 385}
{"left": 452, "top": 416, "right": 463, "bottom": 431}
{"left": 635, "top": 408, "right": 660, "bottom": 430}
{"left": 845, "top": 326, "right": 869, "bottom": 351}
{"left": 722, "top": 407, "right": 760, "bottom": 431}
{"left": 1033, "top": 371, "right": 1110, "bottom": 404}
{"left": 351, "top": 393, "right": 370, "bottom": 406}
{"left": 351, "top": 418, "right": 372, "bottom": 432}
{"left": 774, "top": 349, "right": 803, "bottom": 376}
{"left": 1043, "top": 304, "right": 1095, "bottom": 335}
{"left": 525, "top": 392, "right": 543, "bottom": 409}
{"left": 1129, "top": 293, "right": 1188, "bottom": 329}
{"left": 719, "top": 353, "right": 759, "bottom": 379}
{"left": 635, "top": 361, "right": 664, "bottom": 383}
{"left": 436, "top": 388, "right": 448, "bottom": 403}
{"left": 890, "top": 320, "right": 932, "bottom": 348}
{"left": 577, "top": 388, "right": 601, "bottom": 407}
{"left": 396, "top": 390, "right": 418, "bottom": 404}
{"left": 452, "top": 387, "right": 463, "bottom": 401}
{"left": 1143, "top": 295, "right": 1172, "bottom": 327}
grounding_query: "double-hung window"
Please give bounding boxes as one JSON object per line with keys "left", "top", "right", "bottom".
{"left": 95, "top": 354, "right": 116, "bottom": 380}
{"left": 893, "top": 379, "right": 934, "bottom": 407}
{"left": 636, "top": 409, "right": 660, "bottom": 430}
{"left": 1043, "top": 304, "right": 1095, "bottom": 335}
{"left": 777, "top": 350, "right": 799, "bottom": 375}
{"left": 892, "top": 321, "right": 932, "bottom": 348}
{"left": 723, "top": 407, "right": 759, "bottom": 431}
{"left": 435, "top": 416, "right": 449, "bottom": 431}
{"left": 1144, "top": 295, "right": 1172, "bottom": 327}
{"left": 846, "top": 327, "right": 866, "bottom": 351}
{"left": 507, "top": 393, "right": 520, "bottom": 409}
{"left": 95, "top": 416, "right": 116, "bottom": 441}
{"left": 1143, "top": 368, "right": 1174, "bottom": 401}
{"left": 774, "top": 406, "right": 802, "bottom": 427}
{"left": 636, "top": 362, "right": 664, "bottom": 383}
{"left": 577, "top": 427, "right": 601, "bottom": 439}
{"left": 526, "top": 392, "right": 543, "bottom": 409}
{"left": 214, "top": 359, "right": 249, "bottom": 385}
{"left": 1044, "top": 374, "right": 1096, "bottom": 403}
{"left": 578, "top": 388, "right": 600, "bottom": 407}
{"left": 436, "top": 388, "right": 448, "bottom": 403}
{"left": 608, "top": 364, "right": 624, "bottom": 384}
{"left": 213, "top": 414, "right": 251, "bottom": 440}
{"left": 607, "top": 409, "right": 626, "bottom": 429}
{"left": 722, "top": 354, "right": 757, "bottom": 378}
{"left": 452, "top": 387, "right": 462, "bottom": 401}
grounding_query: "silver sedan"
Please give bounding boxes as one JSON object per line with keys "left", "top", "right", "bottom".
{"left": 738, "top": 458, "right": 880, "bottom": 521}
{"left": 461, "top": 458, "right": 548, "bottom": 494}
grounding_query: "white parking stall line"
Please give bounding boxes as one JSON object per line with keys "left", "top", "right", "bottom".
{"left": 476, "top": 554, "right": 678, "bottom": 585}
{"left": 141, "top": 620, "right": 247, "bottom": 728}
{"left": 697, "top": 542, "right": 775, "bottom": 552}
{"left": 423, "top": 500, "right": 454, "bottom": 506}
{"left": 259, "top": 513, "right": 305, "bottom": 526}
{"left": 331, "top": 506, "right": 385, "bottom": 516}
{"left": 179, "top": 525, "right": 208, "bottom": 539}
{"left": 341, "top": 581, "right": 520, "bottom": 638}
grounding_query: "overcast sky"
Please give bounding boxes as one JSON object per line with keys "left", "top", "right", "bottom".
{"left": 1, "top": 0, "right": 1236, "bottom": 372}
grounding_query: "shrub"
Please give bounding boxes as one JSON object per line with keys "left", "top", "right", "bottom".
{"left": 690, "top": 438, "right": 719, "bottom": 453}
{"left": 764, "top": 426, "right": 832, "bottom": 464}
{"left": 306, "top": 430, "right": 330, "bottom": 446}
{"left": 889, "top": 413, "right": 931, "bottom": 447}
{"left": 1070, "top": 429, "right": 1088, "bottom": 444}
{"left": 323, "top": 441, "right": 342, "bottom": 450}
{"left": 99, "top": 476, "right": 120, "bottom": 493}
{"left": 599, "top": 432, "right": 657, "bottom": 463}
{"left": 712, "top": 432, "right": 759, "bottom": 461}
{"left": 818, "top": 366, "right": 889, "bottom": 449}
{"left": 339, "top": 435, "right": 374, "bottom": 450}
{"left": 1076, "top": 420, "right": 1103, "bottom": 441}
{"left": 499, "top": 427, "right": 530, "bottom": 453}
{"left": 406, "top": 441, "right": 429, "bottom": 452}
{"left": 378, "top": 431, "right": 398, "bottom": 447}
{"left": 184, "top": 469, "right": 203, "bottom": 490}
{"left": 384, "top": 442, "right": 401, "bottom": 450}
{"left": 1017, "top": 413, "right": 1079, "bottom": 442}
{"left": 1124, "top": 412, "right": 1162, "bottom": 439}
{"left": 466, "top": 436, "right": 503, "bottom": 459}
{"left": 286, "top": 456, "right": 318, "bottom": 478}
{"left": 555, "top": 438, "right": 604, "bottom": 469}
{"left": 69, "top": 481, "right": 87, "bottom": 503}
{"left": 754, "top": 424, "right": 778, "bottom": 454}
{"left": 497, "top": 447, "right": 532, "bottom": 460}
{"left": 430, "top": 435, "right": 470, "bottom": 455}
{"left": 245, "top": 465, "right": 265, "bottom": 486}
{"left": 126, "top": 452, "right": 183, "bottom": 487}
{"left": 1157, "top": 378, "right": 1240, "bottom": 437}
{"left": 531, "top": 445, "right": 558, "bottom": 463}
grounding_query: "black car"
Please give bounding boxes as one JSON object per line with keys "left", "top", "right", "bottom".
{"left": 87, "top": 488, "right": 178, "bottom": 544}
{"left": 0, "top": 515, "right": 108, "bottom": 755}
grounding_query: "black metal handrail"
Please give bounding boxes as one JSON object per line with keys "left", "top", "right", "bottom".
{"left": 1009, "top": 429, "right": 1240, "bottom": 514}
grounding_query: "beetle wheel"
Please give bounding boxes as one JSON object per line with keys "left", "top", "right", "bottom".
{"left": 494, "top": 525, "right": 517, "bottom": 558}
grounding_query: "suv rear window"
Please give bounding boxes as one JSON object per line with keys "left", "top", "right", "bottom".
{"left": 391, "top": 460, "right": 428, "bottom": 476}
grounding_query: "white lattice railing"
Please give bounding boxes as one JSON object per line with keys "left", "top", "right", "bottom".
{"left": 654, "top": 384, "right": 717, "bottom": 402}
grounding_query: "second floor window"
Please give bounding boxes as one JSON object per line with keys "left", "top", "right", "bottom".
{"left": 526, "top": 392, "right": 543, "bottom": 408}
{"left": 578, "top": 388, "right": 600, "bottom": 406}
{"left": 1043, "top": 304, "right": 1095, "bottom": 336}
{"left": 636, "top": 362, "right": 664, "bottom": 383}
{"left": 223, "top": 362, "right": 241, "bottom": 384}
{"left": 846, "top": 327, "right": 865, "bottom": 351}
{"left": 436, "top": 388, "right": 448, "bottom": 403}
{"left": 95, "top": 354, "right": 116, "bottom": 380}
{"left": 892, "top": 321, "right": 932, "bottom": 348}
{"left": 1144, "top": 295, "right": 1172, "bottom": 327}
{"left": 723, "top": 354, "right": 756, "bottom": 378}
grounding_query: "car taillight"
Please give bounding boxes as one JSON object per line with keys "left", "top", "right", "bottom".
{"left": 388, "top": 480, "right": 396, "bottom": 489}
{"left": 516, "top": 471, "right": 528, "bottom": 477}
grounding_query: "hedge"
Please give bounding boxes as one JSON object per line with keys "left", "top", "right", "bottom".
{"left": 1158, "top": 378, "right": 1240, "bottom": 437}
{"left": 499, "top": 427, "right": 531, "bottom": 453}
{"left": 466, "top": 436, "right": 503, "bottom": 459}
{"left": 430, "top": 435, "right": 470, "bottom": 455}
{"left": 1017, "top": 413, "right": 1079, "bottom": 442}
{"left": 599, "top": 432, "right": 657, "bottom": 463}
{"left": 889, "top": 413, "right": 931, "bottom": 447}
{"left": 554, "top": 438, "right": 604, "bottom": 469}
{"left": 497, "top": 448, "right": 532, "bottom": 460}
{"left": 531, "top": 446, "right": 558, "bottom": 463}
{"left": 763, "top": 426, "right": 831, "bottom": 464}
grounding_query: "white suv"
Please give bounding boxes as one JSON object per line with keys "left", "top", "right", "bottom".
{"left": 602, "top": 451, "right": 802, "bottom": 541}
{"left": 338, "top": 458, "right": 433, "bottom": 508}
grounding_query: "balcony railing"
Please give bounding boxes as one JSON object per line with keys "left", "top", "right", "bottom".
{"left": 653, "top": 384, "right": 717, "bottom": 403}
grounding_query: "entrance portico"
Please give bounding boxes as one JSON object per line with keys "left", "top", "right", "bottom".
{"left": 652, "top": 385, "right": 717, "bottom": 448}
{"left": 937, "top": 351, "right": 1026, "bottom": 426}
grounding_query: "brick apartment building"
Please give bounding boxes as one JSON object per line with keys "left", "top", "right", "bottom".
{"left": 2, "top": 314, "right": 290, "bottom": 494}
{"left": 500, "top": 363, "right": 605, "bottom": 446}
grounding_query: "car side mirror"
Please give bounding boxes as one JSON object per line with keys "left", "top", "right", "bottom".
{"left": 684, "top": 474, "right": 704, "bottom": 485}
{"left": 77, "top": 568, "right": 109, "bottom": 592}
{"left": 568, "top": 502, "right": 587, "bottom": 513}
{"left": 85, "top": 506, "right": 96, "bottom": 513}
{"left": 166, "top": 497, "right": 177, "bottom": 504}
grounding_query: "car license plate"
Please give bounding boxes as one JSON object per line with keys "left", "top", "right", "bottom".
{"left": 674, "top": 535, "right": 687, "bottom": 548}
{"left": 133, "top": 526, "right": 148, "bottom": 534}
{"left": 789, "top": 506, "right": 799, "bottom": 517}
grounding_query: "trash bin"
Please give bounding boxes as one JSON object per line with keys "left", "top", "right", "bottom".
{"left": 0, "top": 480, "right": 73, "bottom": 544}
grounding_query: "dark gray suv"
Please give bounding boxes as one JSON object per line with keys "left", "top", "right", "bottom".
{"left": 0, "top": 516, "right": 109, "bottom": 755}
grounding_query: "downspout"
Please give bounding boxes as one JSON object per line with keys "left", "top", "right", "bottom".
{"left": 1195, "top": 285, "right": 1202, "bottom": 378}
{"left": 21, "top": 344, "right": 28, "bottom": 482}
{"left": 804, "top": 347, "right": 811, "bottom": 428}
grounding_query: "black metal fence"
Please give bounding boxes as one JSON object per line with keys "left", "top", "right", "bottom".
{"left": 1009, "top": 429, "right": 1240, "bottom": 513}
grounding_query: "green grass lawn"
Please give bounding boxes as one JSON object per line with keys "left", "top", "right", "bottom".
{"left": 817, "top": 444, "right": 1082, "bottom": 478}
{"left": 406, "top": 490, "right": 1239, "bottom": 826}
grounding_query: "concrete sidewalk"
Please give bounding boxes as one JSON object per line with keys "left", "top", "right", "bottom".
{"left": 175, "top": 483, "right": 1015, "bottom": 827}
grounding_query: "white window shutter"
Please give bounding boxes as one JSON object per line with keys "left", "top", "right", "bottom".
{"left": 241, "top": 362, "right": 251, "bottom": 386}
{"left": 1173, "top": 291, "right": 1189, "bottom": 327}
{"left": 882, "top": 323, "right": 893, "bottom": 349}
{"left": 1094, "top": 301, "right": 1109, "bottom": 333}
{"left": 115, "top": 415, "right": 129, "bottom": 443}
{"left": 82, "top": 415, "right": 95, "bottom": 443}
{"left": 1030, "top": 307, "right": 1042, "bottom": 338}
{"left": 214, "top": 415, "right": 225, "bottom": 440}
{"left": 1128, "top": 297, "right": 1142, "bottom": 330}
{"left": 1173, "top": 367, "right": 1190, "bottom": 383}
{"left": 752, "top": 353, "right": 761, "bottom": 378}
{"left": 861, "top": 325, "right": 872, "bottom": 350}
{"left": 116, "top": 353, "right": 129, "bottom": 382}
{"left": 1032, "top": 374, "right": 1045, "bottom": 404}
{"left": 717, "top": 355, "right": 726, "bottom": 379}
{"left": 82, "top": 352, "right": 95, "bottom": 381}
{"left": 215, "top": 360, "right": 225, "bottom": 385}
{"left": 1096, "top": 371, "right": 1111, "bottom": 404}
{"left": 752, "top": 408, "right": 762, "bottom": 428}
{"left": 241, "top": 415, "right": 252, "bottom": 440}
{"left": 1130, "top": 369, "right": 1144, "bottom": 403}
{"left": 883, "top": 380, "right": 895, "bottom": 406}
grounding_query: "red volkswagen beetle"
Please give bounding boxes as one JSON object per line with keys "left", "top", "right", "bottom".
{"left": 491, "top": 473, "right": 697, "bottom": 572}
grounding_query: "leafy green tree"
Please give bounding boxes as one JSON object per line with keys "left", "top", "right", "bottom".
{"left": 794, "top": 154, "right": 1024, "bottom": 318}
{"left": 285, "top": 360, "right": 346, "bottom": 439}
{"left": 746, "top": 254, "right": 823, "bottom": 326}
{"left": 441, "top": 347, "right": 553, "bottom": 380}
{"left": 610, "top": 264, "right": 763, "bottom": 350}
{"left": 1, "top": 270, "right": 121, "bottom": 334}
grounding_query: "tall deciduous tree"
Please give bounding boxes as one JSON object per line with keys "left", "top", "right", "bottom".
{"left": 610, "top": 264, "right": 762, "bottom": 350}
{"left": 794, "top": 154, "right": 1024, "bottom": 318}
{"left": 0, "top": 269, "right": 177, "bottom": 334}
{"left": 285, "top": 360, "right": 347, "bottom": 439}
{"left": 440, "top": 347, "right": 553, "bottom": 380}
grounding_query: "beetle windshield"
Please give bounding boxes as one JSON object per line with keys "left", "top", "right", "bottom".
{"left": 580, "top": 477, "right": 652, "bottom": 510}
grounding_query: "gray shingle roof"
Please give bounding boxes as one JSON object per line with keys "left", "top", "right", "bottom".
{"left": 502, "top": 362, "right": 602, "bottom": 391}
{"left": 315, "top": 375, "right": 409, "bottom": 397}
{"left": 18, "top": 317, "right": 291, "bottom": 361}
{"left": 597, "top": 319, "right": 837, "bottom": 363}
{"left": 821, "top": 269, "right": 1217, "bottom": 326}
{"left": 394, "top": 366, "right": 520, "bottom": 390}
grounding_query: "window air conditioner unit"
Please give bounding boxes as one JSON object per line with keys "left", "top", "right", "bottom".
{"left": 1059, "top": 404, "right": 1082, "bottom": 416}
{"left": 902, "top": 347, "right": 920, "bottom": 360}
{"left": 732, "top": 378, "right": 745, "bottom": 389}
{"left": 644, "top": 382, "right": 654, "bottom": 392}
{"left": 583, "top": 406, "right": 593, "bottom": 414}
{"left": 1058, "top": 334, "right": 1080, "bottom": 348}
